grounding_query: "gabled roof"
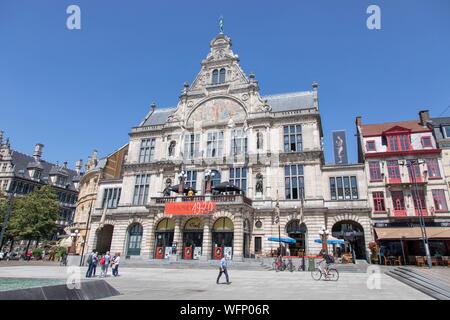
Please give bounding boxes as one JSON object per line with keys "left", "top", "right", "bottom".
{"left": 10, "top": 150, "right": 78, "bottom": 191}
{"left": 360, "top": 120, "right": 430, "bottom": 137}
{"left": 137, "top": 91, "right": 315, "bottom": 127}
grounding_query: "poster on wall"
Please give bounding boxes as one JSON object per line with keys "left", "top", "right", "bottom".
{"left": 193, "top": 247, "right": 202, "bottom": 260}
{"left": 164, "top": 247, "right": 172, "bottom": 259}
{"left": 332, "top": 130, "right": 348, "bottom": 165}
{"left": 224, "top": 247, "right": 232, "bottom": 259}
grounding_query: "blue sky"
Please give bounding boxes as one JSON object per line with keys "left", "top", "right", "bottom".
{"left": 0, "top": 0, "right": 449, "bottom": 167}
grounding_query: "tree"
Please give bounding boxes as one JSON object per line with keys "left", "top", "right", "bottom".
{"left": 8, "top": 186, "right": 60, "bottom": 252}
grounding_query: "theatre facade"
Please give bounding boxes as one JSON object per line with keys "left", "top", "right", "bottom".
{"left": 85, "top": 32, "right": 372, "bottom": 261}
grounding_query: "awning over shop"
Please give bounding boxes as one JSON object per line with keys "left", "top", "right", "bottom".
{"left": 374, "top": 227, "right": 450, "bottom": 240}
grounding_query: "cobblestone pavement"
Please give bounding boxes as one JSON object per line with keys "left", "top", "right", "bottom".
{"left": 0, "top": 265, "right": 432, "bottom": 300}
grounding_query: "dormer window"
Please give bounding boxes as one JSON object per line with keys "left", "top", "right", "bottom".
{"left": 387, "top": 134, "right": 410, "bottom": 151}
{"left": 212, "top": 68, "right": 226, "bottom": 85}
{"left": 33, "top": 170, "right": 41, "bottom": 179}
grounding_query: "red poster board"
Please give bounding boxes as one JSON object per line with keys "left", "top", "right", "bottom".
{"left": 165, "top": 201, "right": 216, "bottom": 215}
{"left": 184, "top": 246, "right": 193, "bottom": 260}
{"left": 155, "top": 247, "right": 164, "bottom": 259}
{"left": 214, "top": 247, "right": 223, "bottom": 260}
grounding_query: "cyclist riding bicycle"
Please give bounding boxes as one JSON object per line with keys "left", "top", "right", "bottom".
{"left": 318, "top": 250, "right": 334, "bottom": 276}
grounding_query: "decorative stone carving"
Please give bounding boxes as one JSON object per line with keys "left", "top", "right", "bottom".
{"left": 255, "top": 173, "right": 263, "bottom": 194}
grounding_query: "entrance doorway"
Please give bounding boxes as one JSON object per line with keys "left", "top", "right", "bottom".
{"left": 182, "top": 218, "right": 203, "bottom": 259}
{"left": 286, "top": 220, "right": 307, "bottom": 256}
{"left": 332, "top": 220, "right": 366, "bottom": 260}
{"left": 95, "top": 225, "right": 114, "bottom": 254}
{"left": 212, "top": 217, "right": 234, "bottom": 260}
{"left": 155, "top": 218, "right": 175, "bottom": 259}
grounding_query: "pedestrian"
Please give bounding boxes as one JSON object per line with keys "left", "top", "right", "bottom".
{"left": 99, "top": 255, "right": 106, "bottom": 277}
{"left": 216, "top": 256, "right": 231, "bottom": 285}
{"left": 85, "top": 250, "right": 95, "bottom": 278}
{"left": 102, "top": 251, "right": 111, "bottom": 277}
{"left": 92, "top": 252, "right": 99, "bottom": 277}
{"left": 26, "top": 250, "right": 32, "bottom": 261}
{"left": 112, "top": 252, "right": 120, "bottom": 277}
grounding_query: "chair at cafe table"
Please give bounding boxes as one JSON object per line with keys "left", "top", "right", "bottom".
{"left": 393, "top": 256, "right": 402, "bottom": 266}
{"left": 384, "top": 256, "right": 392, "bottom": 266}
{"left": 431, "top": 257, "right": 439, "bottom": 266}
{"left": 408, "top": 256, "right": 416, "bottom": 266}
{"left": 441, "top": 256, "right": 449, "bottom": 267}
{"left": 415, "top": 256, "right": 425, "bottom": 267}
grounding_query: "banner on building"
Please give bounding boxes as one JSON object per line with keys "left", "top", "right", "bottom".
{"left": 164, "top": 201, "right": 216, "bottom": 215}
{"left": 332, "top": 130, "right": 348, "bottom": 165}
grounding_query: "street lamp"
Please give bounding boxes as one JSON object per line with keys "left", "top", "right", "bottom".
{"left": 70, "top": 229, "right": 80, "bottom": 255}
{"left": 318, "top": 226, "right": 330, "bottom": 254}
{"left": 400, "top": 159, "right": 432, "bottom": 268}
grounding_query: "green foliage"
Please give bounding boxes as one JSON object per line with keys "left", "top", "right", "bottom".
{"left": 54, "top": 246, "right": 67, "bottom": 258}
{"left": 8, "top": 186, "right": 60, "bottom": 240}
{"left": 0, "top": 190, "right": 9, "bottom": 236}
{"left": 32, "top": 247, "right": 43, "bottom": 258}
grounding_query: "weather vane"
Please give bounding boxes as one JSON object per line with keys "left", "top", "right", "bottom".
{"left": 219, "top": 15, "right": 224, "bottom": 34}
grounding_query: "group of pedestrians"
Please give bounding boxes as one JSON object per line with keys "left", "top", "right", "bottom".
{"left": 85, "top": 251, "right": 120, "bottom": 278}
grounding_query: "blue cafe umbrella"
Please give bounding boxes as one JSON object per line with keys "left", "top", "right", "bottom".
{"left": 314, "top": 238, "right": 345, "bottom": 245}
{"left": 267, "top": 237, "right": 297, "bottom": 244}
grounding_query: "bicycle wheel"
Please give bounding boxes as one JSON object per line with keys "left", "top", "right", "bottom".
{"left": 288, "top": 263, "right": 295, "bottom": 272}
{"left": 328, "top": 269, "right": 339, "bottom": 281}
{"left": 311, "top": 268, "right": 322, "bottom": 281}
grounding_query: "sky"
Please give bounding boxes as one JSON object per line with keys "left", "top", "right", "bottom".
{"left": 0, "top": 0, "right": 449, "bottom": 167}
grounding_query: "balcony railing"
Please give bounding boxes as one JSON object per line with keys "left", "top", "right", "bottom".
{"left": 151, "top": 194, "right": 253, "bottom": 206}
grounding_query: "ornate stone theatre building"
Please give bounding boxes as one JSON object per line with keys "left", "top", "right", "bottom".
{"left": 85, "top": 32, "right": 372, "bottom": 261}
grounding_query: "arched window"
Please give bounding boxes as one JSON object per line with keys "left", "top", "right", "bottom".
{"left": 212, "top": 69, "right": 219, "bottom": 85}
{"left": 127, "top": 223, "right": 143, "bottom": 256}
{"left": 219, "top": 68, "right": 226, "bottom": 84}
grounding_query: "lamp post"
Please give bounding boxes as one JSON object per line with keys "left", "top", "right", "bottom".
{"left": 401, "top": 159, "right": 432, "bottom": 268}
{"left": 0, "top": 183, "right": 17, "bottom": 252}
{"left": 318, "top": 226, "right": 330, "bottom": 254}
{"left": 70, "top": 229, "right": 80, "bottom": 255}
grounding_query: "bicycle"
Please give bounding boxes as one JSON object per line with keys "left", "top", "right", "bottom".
{"left": 286, "top": 258, "right": 295, "bottom": 272}
{"left": 311, "top": 261, "right": 339, "bottom": 281}
{"left": 272, "top": 257, "right": 286, "bottom": 272}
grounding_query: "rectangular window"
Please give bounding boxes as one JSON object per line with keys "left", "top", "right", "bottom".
{"left": 391, "top": 191, "right": 406, "bottom": 216}
{"left": 336, "top": 177, "right": 344, "bottom": 200}
{"left": 254, "top": 237, "right": 262, "bottom": 254}
{"left": 133, "top": 174, "right": 150, "bottom": 206}
{"left": 373, "top": 192, "right": 386, "bottom": 212}
{"left": 102, "top": 188, "right": 122, "bottom": 209}
{"left": 139, "top": 139, "right": 155, "bottom": 163}
{"left": 329, "top": 178, "right": 337, "bottom": 200}
{"left": 185, "top": 171, "right": 197, "bottom": 191}
{"left": 231, "top": 129, "right": 248, "bottom": 156}
{"left": 366, "top": 140, "right": 376, "bottom": 151}
{"left": 284, "top": 165, "right": 304, "bottom": 200}
{"left": 229, "top": 167, "right": 247, "bottom": 193}
{"left": 407, "top": 160, "right": 422, "bottom": 182}
{"left": 421, "top": 136, "right": 432, "bottom": 148}
{"left": 443, "top": 126, "right": 450, "bottom": 138}
{"left": 387, "top": 160, "right": 401, "bottom": 183}
{"left": 425, "top": 158, "right": 441, "bottom": 179}
{"left": 1, "top": 163, "right": 7, "bottom": 172}
{"left": 184, "top": 133, "right": 200, "bottom": 159}
{"left": 387, "top": 134, "right": 410, "bottom": 151}
{"left": 412, "top": 189, "right": 426, "bottom": 216}
{"left": 369, "top": 161, "right": 382, "bottom": 182}
{"left": 207, "top": 131, "right": 224, "bottom": 158}
{"left": 284, "top": 125, "right": 302, "bottom": 152}
{"left": 432, "top": 189, "right": 448, "bottom": 212}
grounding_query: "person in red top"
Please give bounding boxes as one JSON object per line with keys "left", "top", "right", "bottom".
{"left": 26, "top": 250, "right": 32, "bottom": 261}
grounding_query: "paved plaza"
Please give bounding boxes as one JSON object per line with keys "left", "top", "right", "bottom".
{"left": 0, "top": 263, "right": 432, "bottom": 300}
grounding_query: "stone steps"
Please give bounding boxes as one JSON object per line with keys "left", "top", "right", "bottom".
{"left": 386, "top": 267, "right": 450, "bottom": 300}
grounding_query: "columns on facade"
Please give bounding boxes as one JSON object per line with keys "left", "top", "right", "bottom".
{"left": 233, "top": 212, "right": 244, "bottom": 261}
{"left": 200, "top": 217, "right": 212, "bottom": 261}
{"left": 173, "top": 218, "right": 182, "bottom": 258}
{"left": 145, "top": 215, "right": 156, "bottom": 259}
{"left": 247, "top": 166, "right": 253, "bottom": 199}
